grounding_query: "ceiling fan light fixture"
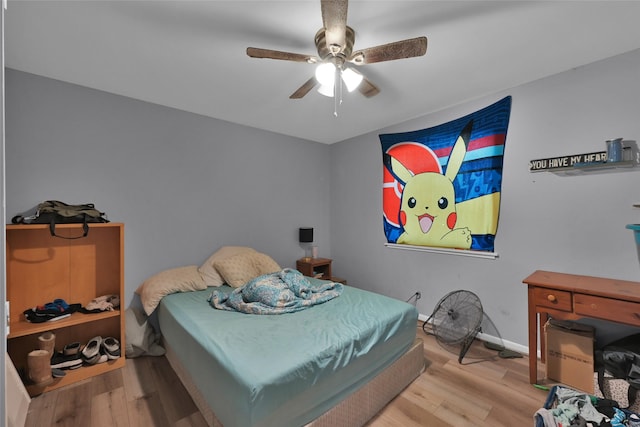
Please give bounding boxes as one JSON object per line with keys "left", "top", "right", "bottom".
{"left": 317, "top": 83, "right": 335, "bottom": 97}
{"left": 315, "top": 62, "right": 336, "bottom": 87}
{"left": 341, "top": 67, "right": 363, "bottom": 92}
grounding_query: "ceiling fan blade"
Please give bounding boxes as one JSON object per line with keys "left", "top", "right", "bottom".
{"left": 349, "top": 36, "right": 428, "bottom": 65}
{"left": 321, "top": 0, "right": 348, "bottom": 53}
{"left": 247, "top": 47, "right": 315, "bottom": 63}
{"left": 290, "top": 77, "right": 318, "bottom": 99}
{"left": 358, "top": 77, "right": 379, "bottom": 98}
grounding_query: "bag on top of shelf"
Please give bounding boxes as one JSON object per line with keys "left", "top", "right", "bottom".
{"left": 11, "top": 200, "right": 109, "bottom": 239}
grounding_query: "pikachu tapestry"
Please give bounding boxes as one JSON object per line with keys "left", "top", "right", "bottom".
{"left": 380, "top": 96, "right": 511, "bottom": 252}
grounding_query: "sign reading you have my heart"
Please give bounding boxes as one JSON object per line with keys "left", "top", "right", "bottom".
{"left": 529, "top": 151, "right": 608, "bottom": 171}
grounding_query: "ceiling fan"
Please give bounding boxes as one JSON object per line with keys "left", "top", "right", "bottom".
{"left": 246, "top": 0, "right": 428, "bottom": 101}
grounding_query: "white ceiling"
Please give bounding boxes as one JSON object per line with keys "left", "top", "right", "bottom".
{"left": 5, "top": 1, "right": 640, "bottom": 144}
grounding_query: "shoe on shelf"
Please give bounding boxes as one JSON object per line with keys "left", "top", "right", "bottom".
{"left": 63, "top": 341, "right": 81, "bottom": 356}
{"left": 51, "top": 368, "right": 66, "bottom": 378}
{"left": 50, "top": 352, "right": 82, "bottom": 370}
{"left": 37, "top": 331, "right": 56, "bottom": 358}
{"left": 81, "top": 336, "right": 103, "bottom": 365}
{"left": 28, "top": 349, "right": 54, "bottom": 386}
{"left": 102, "top": 337, "right": 121, "bottom": 360}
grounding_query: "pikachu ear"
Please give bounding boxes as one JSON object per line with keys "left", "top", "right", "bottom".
{"left": 445, "top": 120, "right": 473, "bottom": 181}
{"left": 384, "top": 153, "right": 413, "bottom": 185}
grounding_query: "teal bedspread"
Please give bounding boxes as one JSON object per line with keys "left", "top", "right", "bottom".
{"left": 158, "top": 280, "right": 417, "bottom": 427}
{"left": 208, "top": 268, "right": 343, "bottom": 314}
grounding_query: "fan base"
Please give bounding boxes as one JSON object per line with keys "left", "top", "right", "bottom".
{"left": 314, "top": 26, "right": 355, "bottom": 61}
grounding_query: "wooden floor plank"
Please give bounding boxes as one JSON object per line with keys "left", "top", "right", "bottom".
{"left": 91, "top": 388, "right": 130, "bottom": 427}
{"left": 126, "top": 391, "right": 171, "bottom": 427}
{"left": 147, "top": 353, "right": 201, "bottom": 423}
{"left": 24, "top": 386, "right": 58, "bottom": 427}
{"left": 122, "top": 355, "right": 157, "bottom": 401}
{"left": 91, "top": 367, "right": 124, "bottom": 396}
{"left": 174, "top": 411, "right": 210, "bottom": 427}
{"left": 52, "top": 380, "right": 93, "bottom": 426}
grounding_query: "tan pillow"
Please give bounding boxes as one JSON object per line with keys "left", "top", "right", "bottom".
{"left": 136, "top": 265, "right": 207, "bottom": 315}
{"left": 198, "top": 246, "right": 257, "bottom": 286}
{"left": 213, "top": 252, "right": 281, "bottom": 288}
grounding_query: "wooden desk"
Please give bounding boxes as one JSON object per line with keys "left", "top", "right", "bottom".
{"left": 523, "top": 270, "right": 640, "bottom": 384}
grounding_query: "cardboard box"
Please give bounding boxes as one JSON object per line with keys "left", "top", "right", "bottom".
{"left": 545, "top": 319, "right": 595, "bottom": 393}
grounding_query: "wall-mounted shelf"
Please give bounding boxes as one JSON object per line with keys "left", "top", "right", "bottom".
{"left": 531, "top": 160, "right": 638, "bottom": 176}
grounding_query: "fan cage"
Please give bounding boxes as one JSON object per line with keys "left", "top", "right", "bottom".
{"left": 426, "top": 290, "right": 484, "bottom": 363}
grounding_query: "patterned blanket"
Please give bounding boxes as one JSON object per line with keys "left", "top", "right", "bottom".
{"left": 208, "top": 268, "right": 343, "bottom": 314}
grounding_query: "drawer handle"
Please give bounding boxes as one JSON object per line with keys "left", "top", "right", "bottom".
{"left": 547, "top": 294, "right": 557, "bottom": 303}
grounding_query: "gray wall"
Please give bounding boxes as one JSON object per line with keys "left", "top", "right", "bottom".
{"left": 330, "top": 48, "right": 640, "bottom": 347}
{"left": 6, "top": 49, "right": 640, "bottom": 351}
{"left": 5, "top": 69, "right": 332, "bottom": 306}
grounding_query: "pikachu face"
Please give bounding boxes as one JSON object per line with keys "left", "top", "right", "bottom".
{"left": 397, "top": 172, "right": 458, "bottom": 237}
{"left": 386, "top": 120, "right": 474, "bottom": 249}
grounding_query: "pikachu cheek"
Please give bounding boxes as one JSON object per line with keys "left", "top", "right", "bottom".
{"left": 400, "top": 211, "right": 407, "bottom": 227}
{"left": 447, "top": 212, "right": 457, "bottom": 230}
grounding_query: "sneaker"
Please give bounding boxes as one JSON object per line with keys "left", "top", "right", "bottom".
{"left": 63, "top": 342, "right": 81, "bottom": 356}
{"left": 50, "top": 352, "right": 82, "bottom": 370}
{"left": 51, "top": 368, "right": 66, "bottom": 378}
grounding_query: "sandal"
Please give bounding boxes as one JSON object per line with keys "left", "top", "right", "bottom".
{"left": 81, "top": 336, "right": 103, "bottom": 364}
{"left": 102, "top": 337, "right": 121, "bottom": 360}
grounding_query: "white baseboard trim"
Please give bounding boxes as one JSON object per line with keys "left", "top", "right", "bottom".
{"left": 418, "top": 313, "right": 531, "bottom": 357}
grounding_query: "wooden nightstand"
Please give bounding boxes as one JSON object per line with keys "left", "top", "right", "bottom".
{"left": 296, "top": 257, "right": 347, "bottom": 284}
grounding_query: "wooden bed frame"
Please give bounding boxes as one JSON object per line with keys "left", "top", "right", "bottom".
{"left": 164, "top": 338, "right": 425, "bottom": 427}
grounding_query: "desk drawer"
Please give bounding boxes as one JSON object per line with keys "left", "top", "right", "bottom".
{"left": 533, "top": 287, "right": 572, "bottom": 311}
{"left": 574, "top": 294, "right": 640, "bottom": 326}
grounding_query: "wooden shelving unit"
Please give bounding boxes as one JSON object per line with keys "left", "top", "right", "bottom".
{"left": 6, "top": 223, "right": 125, "bottom": 394}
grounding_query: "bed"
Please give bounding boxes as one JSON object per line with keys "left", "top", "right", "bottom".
{"left": 138, "top": 248, "right": 424, "bottom": 427}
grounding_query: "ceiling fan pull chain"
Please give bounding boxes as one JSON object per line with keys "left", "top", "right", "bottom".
{"left": 333, "top": 66, "right": 340, "bottom": 117}
{"left": 339, "top": 69, "right": 344, "bottom": 106}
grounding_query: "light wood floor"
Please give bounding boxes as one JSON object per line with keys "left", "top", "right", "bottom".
{"left": 24, "top": 324, "right": 549, "bottom": 427}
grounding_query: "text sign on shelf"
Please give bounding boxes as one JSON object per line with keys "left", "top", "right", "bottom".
{"left": 529, "top": 151, "right": 607, "bottom": 171}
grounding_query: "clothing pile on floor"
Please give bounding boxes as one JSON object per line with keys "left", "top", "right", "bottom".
{"left": 535, "top": 385, "right": 640, "bottom": 427}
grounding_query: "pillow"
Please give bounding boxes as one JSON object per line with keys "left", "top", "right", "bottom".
{"left": 136, "top": 265, "right": 207, "bottom": 315}
{"left": 198, "top": 246, "right": 257, "bottom": 287}
{"left": 213, "top": 252, "right": 281, "bottom": 288}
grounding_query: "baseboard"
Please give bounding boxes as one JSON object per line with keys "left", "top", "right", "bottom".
{"left": 418, "top": 313, "right": 530, "bottom": 356}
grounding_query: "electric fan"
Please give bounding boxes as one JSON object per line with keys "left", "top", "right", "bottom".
{"left": 424, "top": 290, "right": 484, "bottom": 363}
